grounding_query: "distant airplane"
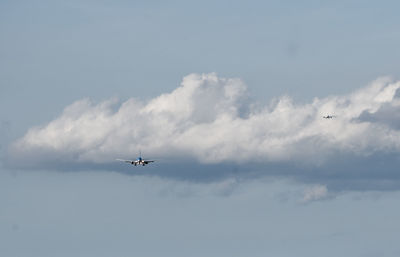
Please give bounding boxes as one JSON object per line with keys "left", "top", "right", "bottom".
{"left": 117, "top": 152, "right": 155, "bottom": 166}
{"left": 323, "top": 115, "right": 336, "bottom": 119}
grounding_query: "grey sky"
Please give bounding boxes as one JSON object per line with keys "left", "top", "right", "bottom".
{"left": 1, "top": 171, "right": 400, "bottom": 257}
{"left": 2, "top": 1, "right": 400, "bottom": 256}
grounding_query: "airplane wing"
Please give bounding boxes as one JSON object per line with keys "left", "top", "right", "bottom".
{"left": 116, "top": 159, "right": 135, "bottom": 163}
{"left": 143, "top": 160, "right": 155, "bottom": 164}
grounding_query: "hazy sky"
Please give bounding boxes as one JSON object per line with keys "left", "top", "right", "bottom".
{"left": 2, "top": 1, "right": 400, "bottom": 256}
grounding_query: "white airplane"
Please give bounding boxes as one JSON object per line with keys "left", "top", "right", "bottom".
{"left": 116, "top": 153, "right": 155, "bottom": 166}
{"left": 323, "top": 115, "right": 336, "bottom": 119}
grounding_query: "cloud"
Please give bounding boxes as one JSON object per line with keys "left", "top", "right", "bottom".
{"left": 6, "top": 73, "right": 400, "bottom": 190}
{"left": 356, "top": 88, "right": 400, "bottom": 130}
{"left": 301, "top": 184, "right": 328, "bottom": 203}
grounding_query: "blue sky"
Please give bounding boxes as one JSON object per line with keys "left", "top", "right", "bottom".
{"left": 2, "top": 1, "right": 400, "bottom": 256}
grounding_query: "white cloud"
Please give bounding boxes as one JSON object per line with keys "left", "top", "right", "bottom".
{"left": 301, "top": 184, "right": 328, "bottom": 203}
{"left": 7, "top": 73, "right": 400, "bottom": 173}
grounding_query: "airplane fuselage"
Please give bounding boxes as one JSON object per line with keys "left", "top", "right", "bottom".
{"left": 117, "top": 156, "right": 154, "bottom": 167}
{"left": 132, "top": 157, "right": 149, "bottom": 166}
{"left": 132, "top": 160, "right": 146, "bottom": 166}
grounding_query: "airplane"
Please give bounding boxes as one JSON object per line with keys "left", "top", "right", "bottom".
{"left": 323, "top": 115, "right": 336, "bottom": 119}
{"left": 116, "top": 152, "right": 155, "bottom": 166}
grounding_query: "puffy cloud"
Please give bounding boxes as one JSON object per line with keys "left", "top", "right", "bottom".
{"left": 301, "top": 184, "right": 328, "bottom": 203}
{"left": 6, "top": 73, "right": 400, "bottom": 190}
